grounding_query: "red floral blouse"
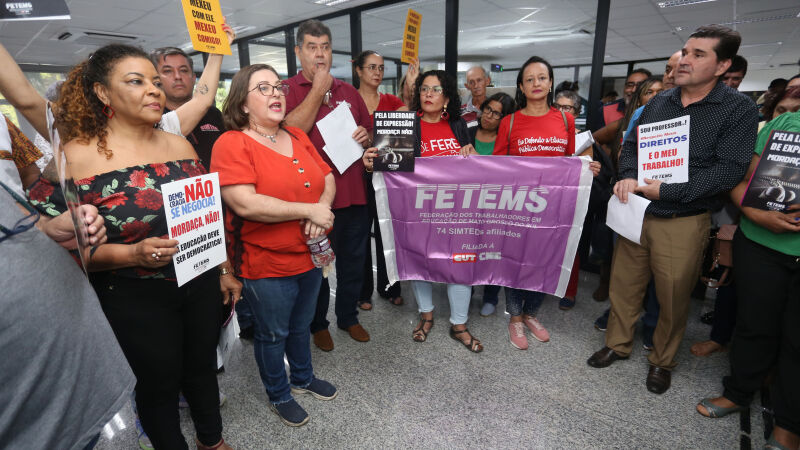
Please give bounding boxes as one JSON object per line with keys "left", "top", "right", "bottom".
{"left": 28, "top": 159, "right": 206, "bottom": 279}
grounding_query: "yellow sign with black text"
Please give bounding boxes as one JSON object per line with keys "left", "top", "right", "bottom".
{"left": 401, "top": 9, "right": 421, "bottom": 64}
{"left": 180, "top": 0, "right": 231, "bottom": 55}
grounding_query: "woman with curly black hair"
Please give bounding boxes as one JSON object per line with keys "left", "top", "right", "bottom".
{"left": 47, "top": 44, "right": 237, "bottom": 450}
{"left": 364, "top": 69, "right": 481, "bottom": 352}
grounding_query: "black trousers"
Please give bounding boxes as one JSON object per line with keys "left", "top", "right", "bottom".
{"left": 311, "top": 205, "right": 369, "bottom": 332}
{"left": 709, "top": 276, "right": 736, "bottom": 345}
{"left": 723, "top": 230, "right": 800, "bottom": 436}
{"left": 361, "top": 181, "right": 401, "bottom": 301}
{"left": 94, "top": 271, "right": 223, "bottom": 449}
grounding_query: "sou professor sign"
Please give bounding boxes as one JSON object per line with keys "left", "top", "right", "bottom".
{"left": 372, "top": 155, "right": 593, "bottom": 298}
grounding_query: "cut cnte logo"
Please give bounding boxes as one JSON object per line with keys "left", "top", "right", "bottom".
{"left": 452, "top": 253, "right": 477, "bottom": 263}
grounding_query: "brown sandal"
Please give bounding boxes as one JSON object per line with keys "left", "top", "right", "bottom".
{"left": 358, "top": 301, "right": 373, "bottom": 311}
{"left": 450, "top": 326, "right": 483, "bottom": 353}
{"left": 412, "top": 315, "right": 434, "bottom": 342}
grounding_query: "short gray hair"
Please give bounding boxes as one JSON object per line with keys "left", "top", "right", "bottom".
{"left": 555, "top": 89, "right": 581, "bottom": 114}
{"left": 296, "top": 19, "right": 331, "bottom": 47}
{"left": 150, "top": 47, "right": 193, "bottom": 72}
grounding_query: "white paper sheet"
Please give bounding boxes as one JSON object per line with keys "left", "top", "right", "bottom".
{"left": 606, "top": 194, "right": 651, "bottom": 245}
{"left": 316, "top": 103, "right": 363, "bottom": 174}
{"left": 575, "top": 130, "right": 595, "bottom": 154}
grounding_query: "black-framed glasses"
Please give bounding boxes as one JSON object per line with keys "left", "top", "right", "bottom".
{"left": 625, "top": 81, "right": 643, "bottom": 89}
{"left": 481, "top": 107, "right": 502, "bottom": 119}
{"left": 554, "top": 103, "right": 576, "bottom": 113}
{"left": 250, "top": 82, "right": 289, "bottom": 97}
{"left": 362, "top": 64, "right": 384, "bottom": 73}
{"left": 420, "top": 85, "right": 443, "bottom": 95}
{"left": 0, "top": 181, "right": 40, "bottom": 244}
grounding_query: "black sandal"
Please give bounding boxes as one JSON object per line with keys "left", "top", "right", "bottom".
{"left": 449, "top": 326, "right": 483, "bottom": 353}
{"left": 412, "top": 315, "right": 434, "bottom": 342}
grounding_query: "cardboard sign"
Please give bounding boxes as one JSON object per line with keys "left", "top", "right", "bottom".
{"left": 180, "top": 0, "right": 231, "bottom": 55}
{"left": 161, "top": 173, "right": 227, "bottom": 286}
{"left": 637, "top": 115, "right": 690, "bottom": 185}
{"left": 373, "top": 110, "right": 415, "bottom": 172}
{"left": 741, "top": 129, "right": 800, "bottom": 211}
{"left": 401, "top": 9, "right": 421, "bottom": 64}
{"left": 0, "top": 0, "right": 69, "bottom": 21}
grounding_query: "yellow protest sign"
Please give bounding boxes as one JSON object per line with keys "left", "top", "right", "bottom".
{"left": 180, "top": 0, "right": 231, "bottom": 55}
{"left": 401, "top": 9, "right": 421, "bottom": 64}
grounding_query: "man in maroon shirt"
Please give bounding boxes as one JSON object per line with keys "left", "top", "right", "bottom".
{"left": 284, "top": 19, "right": 373, "bottom": 351}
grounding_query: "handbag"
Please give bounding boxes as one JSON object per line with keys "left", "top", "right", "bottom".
{"left": 700, "top": 224, "right": 737, "bottom": 288}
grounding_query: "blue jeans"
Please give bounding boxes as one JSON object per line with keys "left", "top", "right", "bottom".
{"left": 312, "top": 205, "right": 369, "bottom": 332}
{"left": 411, "top": 281, "right": 471, "bottom": 325}
{"left": 504, "top": 288, "right": 545, "bottom": 317}
{"left": 243, "top": 268, "right": 322, "bottom": 404}
{"left": 482, "top": 285, "right": 501, "bottom": 306}
{"left": 235, "top": 293, "right": 254, "bottom": 329}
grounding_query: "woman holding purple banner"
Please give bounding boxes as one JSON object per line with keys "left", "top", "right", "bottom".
{"left": 493, "top": 56, "right": 600, "bottom": 350}
{"left": 363, "top": 70, "right": 482, "bottom": 352}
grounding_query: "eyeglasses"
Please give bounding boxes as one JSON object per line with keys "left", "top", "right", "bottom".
{"left": 625, "top": 81, "right": 643, "bottom": 89}
{"left": 362, "top": 64, "right": 384, "bottom": 73}
{"left": 249, "top": 82, "right": 289, "bottom": 97}
{"left": 0, "top": 181, "right": 40, "bottom": 244}
{"left": 554, "top": 103, "right": 576, "bottom": 113}
{"left": 481, "top": 107, "right": 502, "bottom": 119}
{"left": 420, "top": 86, "right": 443, "bottom": 95}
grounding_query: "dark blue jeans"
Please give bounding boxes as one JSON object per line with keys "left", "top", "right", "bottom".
{"left": 482, "top": 285, "right": 502, "bottom": 306}
{"left": 505, "top": 288, "right": 545, "bottom": 317}
{"left": 235, "top": 294, "right": 254, "bottom": 329}
{"left": 312, "top": 205, "right": 369, "bottom": 332}
{"left": 243, "top": 268, "right": 322, "bottom": 404}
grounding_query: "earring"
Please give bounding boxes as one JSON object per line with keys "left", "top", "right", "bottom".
{"left": 102, "top": 104, "right": 115, "bottom": 119}
{"left": 441, "top": 109, "right": 450, "bottom": 120}
{"left": 416, "top": 109, "right": 424, "bottom": 117}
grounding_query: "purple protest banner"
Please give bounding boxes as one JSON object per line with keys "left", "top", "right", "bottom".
{"left": 373, "top": 155, "right": 592, "bottom": 297}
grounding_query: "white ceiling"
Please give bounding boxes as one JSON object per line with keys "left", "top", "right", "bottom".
{"left": 0, "top": 0, "right": 798, "bottom": 89}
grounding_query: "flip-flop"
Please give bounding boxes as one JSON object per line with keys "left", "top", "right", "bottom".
{"left": 696, "top": 398, "right": 747, "bottom": 418}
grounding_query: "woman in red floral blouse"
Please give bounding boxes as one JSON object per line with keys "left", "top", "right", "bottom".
{"left": 41, "top": 44, "right": 238, "bottom": 450}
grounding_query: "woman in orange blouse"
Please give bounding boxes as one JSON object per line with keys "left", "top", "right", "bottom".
{"left": 210, "top": 64, "right": 337, "bottom": 428}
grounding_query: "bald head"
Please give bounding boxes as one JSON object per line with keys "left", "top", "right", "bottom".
{"left": 465, "top": 66, "right": 491, "bottom": 104}
{"left": 663, "top": 51, "right": 681, "bottom": 89}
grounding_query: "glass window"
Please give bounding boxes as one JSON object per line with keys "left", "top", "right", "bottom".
{"left": 249, "top": 32, "right": 290, "bottom": 77}
{"left": 361, "top": 0, "right": 446, "bottom": 93}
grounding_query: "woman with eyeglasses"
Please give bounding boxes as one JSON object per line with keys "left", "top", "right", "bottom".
{"left": 471, "top": 92, "right": 516, "bottom": 155}
{"left": 493, "top": 56, "right": 600, "bottom": 350}
{"left": 469, "top": 92, "right": 516, "bottom": 316}
{"left": 210, "top": 64, "right": 338, "bottom": 427}
{"left": 39, "top": 43, "right": 238, "bottom": 449}
{"left": 352, "top": 50, "right": 415, "bottom": 310}
{"left": 364, "top": 70, "right": 482, "bottom": 352}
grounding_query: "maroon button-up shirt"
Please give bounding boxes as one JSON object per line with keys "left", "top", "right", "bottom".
{"left": 284, "top": 72, "right": 372, "bottom": 210}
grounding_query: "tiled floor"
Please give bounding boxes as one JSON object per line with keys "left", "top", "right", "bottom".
{"left": 95, "top": 264, "right": 766, "bottom": 449}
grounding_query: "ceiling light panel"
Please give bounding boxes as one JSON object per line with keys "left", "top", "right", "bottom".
{"left": 657, "top": 0, "right": 716, "bottom": 8}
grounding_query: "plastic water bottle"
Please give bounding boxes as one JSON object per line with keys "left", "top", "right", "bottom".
{"left": 307, "top": 235, "right": 335, "bottom": 267}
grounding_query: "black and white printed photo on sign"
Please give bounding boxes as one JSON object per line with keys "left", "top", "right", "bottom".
{"left": 372, "top": 110, "right": 415, "bottom": 172}
{"left": 741, "top": 129, "right": 800, "bottom": 212}
{"left": 0, "top": 0, "right": 69, "bottom": 21}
